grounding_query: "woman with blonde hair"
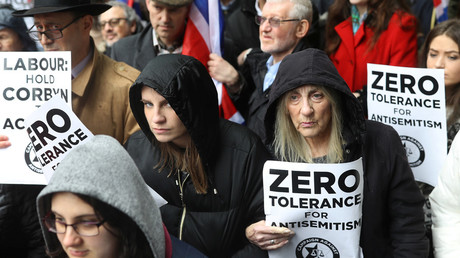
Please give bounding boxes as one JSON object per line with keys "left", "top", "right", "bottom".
{"left": 245, "top": 48, "right": 428, "bottom": 257}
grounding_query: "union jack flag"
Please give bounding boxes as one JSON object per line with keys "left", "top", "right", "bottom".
{"left": 433, "top": 0, "right": 449, "bottom": 23}
{"left": 182, "top": 0, "right": 245, "bottom": 124}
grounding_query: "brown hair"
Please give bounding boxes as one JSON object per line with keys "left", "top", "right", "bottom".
{"left": 156, "top": 140, "right": 208, "bottom": 194}
{"left": 325, "top": 0, "right": 414, "bottom": 54}
{"left": 420, "top": 19, "right": 460, "bottom": 127}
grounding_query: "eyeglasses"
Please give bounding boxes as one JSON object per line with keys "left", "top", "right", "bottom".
{"left": 100, "top": 18, "right": 128, "bottom": 27}
{"left": 255, "top": 15, "right": 300, "bottom": 28}
{"left": 43, "top": 214, "right": 106, "bottom": 237}
{"left": 27, "top": 16, "right": 82, "bottom": 41}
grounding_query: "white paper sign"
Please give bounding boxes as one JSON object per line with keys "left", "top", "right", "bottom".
{"left": 0, "top": 51, "right": 71, "bottom": 184}
{"left": 263, "top": 159, "right": 363, "bottom": 258}
{"left": 367, "top": 64, "right": 447, "bottom": 186}
{"left": 24, "top": 95, "right": 93, "bottom": 182}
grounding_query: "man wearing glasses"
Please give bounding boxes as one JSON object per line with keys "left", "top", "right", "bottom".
{"left": 12, "top": 0, "right": 140, "bottom": 145}
{"left": 99, "top": 1, "right": 142, "bottom": 56}
{"left": 207, "top": 0, "right": 312, "bottom": 143}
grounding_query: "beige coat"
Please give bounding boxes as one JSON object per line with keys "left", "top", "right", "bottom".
{"left": 72, "top": 44, "right": 140, "bottom": 144}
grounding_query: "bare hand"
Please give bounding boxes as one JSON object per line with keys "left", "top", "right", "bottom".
{"left": 246, "top": 220, "right": 295, "bottom": 250}
{"left": 207, "top": 53, "right": 240, "bottom": 89}
{"left": 237, "top": 48, "right": 252, "bottom": 66}
{"left": 0, "top": 135, "right": 11, "bottom": 149}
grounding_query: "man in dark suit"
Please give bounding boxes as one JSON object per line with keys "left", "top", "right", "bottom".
{"left": 110, "top": 0, "right": 191, "bottom": 70}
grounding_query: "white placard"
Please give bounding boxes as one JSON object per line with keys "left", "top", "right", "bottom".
{"left": 263, "top": 159, "right": 363, "bottom": 258}
{"left": 24, "top": 95, "right": 93, "bottom": 182}
{"left": 367, "top": 64, "right": 447, "bottom": 186}
{"left": 0, "top": 51, "right": 71, "bottom": 184}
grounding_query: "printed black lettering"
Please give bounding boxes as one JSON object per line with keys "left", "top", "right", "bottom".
{"left": 269, "top": 169, "right": 289, "bottom": 192}
{"left": 400, "top": 74, "right": 416, "bottom": 94}
{"left": 385, "top": 72, "right": 398, "bottom": 92}
{"left": 338, "top": 169, "right": 360, "bottom": 193}
{"left": 292, "top": 170, "right": 311, "bottom": 194}
{"left": 371, "top": 71, "right": 384, "bottom": 90}
{"left": 314, "top": 171, "right": 335, "bottom": 194}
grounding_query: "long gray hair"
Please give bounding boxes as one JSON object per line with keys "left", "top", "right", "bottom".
{"left": 272, "top": 85, "right": 344, "bottom": 163}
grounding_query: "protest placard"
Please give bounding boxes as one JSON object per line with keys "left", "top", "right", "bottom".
{"left": 367, "top": 64, "right": 446, "bottom": 186}
{"left": 24, "top": 95, "right": 93, "bottom": 182}
{"left": 263, "top": 159, "right": 363, "bottom": 258}
{"left": 0, "top": 51, "right": 71, "bottom": 184}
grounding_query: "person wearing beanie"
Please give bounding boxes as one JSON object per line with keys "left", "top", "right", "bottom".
{"left": 125, "top": 54, "right": 271, "bottom": 257}
{"left": 245, "top": 49, "right": 429, "bottom": 257}
{"left": 37, "top": 135, "right": 206, "bottom": 258}
{"left": 0, "top": 4, "right": 37, "bottom": 51}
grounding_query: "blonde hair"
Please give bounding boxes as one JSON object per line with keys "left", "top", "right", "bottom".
{"left": 272, "top": 86, "right": 344, "bottom": 163}
{"left": 156, "top": 140, "right": 208, "bottom": 194}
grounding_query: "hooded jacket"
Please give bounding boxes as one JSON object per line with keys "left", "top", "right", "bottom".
{"left": 36, "top": 135, "right": 166, "bottom": 258}
{"left": 265, "top": 49, "right": 429, "bottom": 257}
{"left": 125, "top": 54, "right": 270, "bottom": 257}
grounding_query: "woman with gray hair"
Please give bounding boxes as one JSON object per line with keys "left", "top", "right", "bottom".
{"left": 246, "top": 48, "right": 428, "bottom": 257}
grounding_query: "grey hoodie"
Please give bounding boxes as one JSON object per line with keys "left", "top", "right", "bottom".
{"left": 36, "top": 135, "right": 165, "bottom": 257}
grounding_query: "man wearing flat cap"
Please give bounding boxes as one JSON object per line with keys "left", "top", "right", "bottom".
{"left": 110, "top": 0, "right": 192, "bottom": 70}
{"left": 12, "top": 0, "right": 140, "bottom": 145}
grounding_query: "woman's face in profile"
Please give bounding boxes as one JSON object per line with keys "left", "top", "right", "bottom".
{"left": 427, "top": 34, "right": 460, "bottom": 88}
{"left": 286, "top": 85, "right": 332, "bottom": 144}
{"left": 141, "top": 86, "right": 190, "bottom": 148}
{"left": 50, "top": 192, "right": 120, "bottom": 258}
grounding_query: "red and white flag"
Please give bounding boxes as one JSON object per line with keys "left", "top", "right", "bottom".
{"left": 182, "top": 0, "right": 245, "bottom": 124}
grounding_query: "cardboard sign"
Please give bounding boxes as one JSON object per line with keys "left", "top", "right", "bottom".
{"left": 263, "top": 159, "right": 364, "bottom": 258}
{"left": 0, "top": 51, "right": 71, "bottom": 184}
{"left": 24, "top": 95, "right": 93, "bottom": 182}
{"left": 367, "top": 64, "right": 447, "bottom": 186}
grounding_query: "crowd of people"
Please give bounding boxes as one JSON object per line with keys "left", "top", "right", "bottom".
{"left": 1, "top": 0, "right": 460, "bottom": 257}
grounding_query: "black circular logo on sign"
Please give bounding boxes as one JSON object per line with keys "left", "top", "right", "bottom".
{"left": 24, "top": 142, "right": 43, "bottom": 174}
{"left": 400, "top": 135, "right": 425, "bottom": 167}
{"left": 296, "top": 237, "right": 340, "bottom": 258}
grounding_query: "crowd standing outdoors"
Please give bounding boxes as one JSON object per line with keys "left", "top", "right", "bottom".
{"left": 1, "top": 0, "right": 460, "bottom": 257}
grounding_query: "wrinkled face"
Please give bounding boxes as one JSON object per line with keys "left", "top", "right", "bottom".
{"left": 141, "top": 86, "right": 191, "bottom": 148}
{"left": 259, "top": 1, "right": 299, "bottom": 60}
{"left": 0, "top": 28, "right": 23, "bottom": 51}
{"left": 426, "top": 34, "right": 460, "bottom": 88}
{"left": 99, "top": 6, "right": 136, "bottom": 46}
{"left": 33, "top": 11, "right": 92, "bottom": 68}
{"left": 51, "top": 192, "right": 120, "bottom": 258}
{"left": 146, "top": 0, "right": 189, "bottom": 46}
{"left": 286, "top": 85, "right": 332, "bottom": 145}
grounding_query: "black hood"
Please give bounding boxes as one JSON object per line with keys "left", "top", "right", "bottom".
{"left": 264, "top": 48, "right": 366, "bottom": 145}
{"left": 130, "top": 55, "right": 220, "bottom": 166}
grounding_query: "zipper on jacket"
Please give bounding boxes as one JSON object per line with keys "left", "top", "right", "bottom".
{"left": 177, "top": 171, "right": 189, "bottom": 240}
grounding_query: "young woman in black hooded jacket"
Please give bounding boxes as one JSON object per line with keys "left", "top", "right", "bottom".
{"left": 124, "top": 54, "right": 271, "bottom": 258}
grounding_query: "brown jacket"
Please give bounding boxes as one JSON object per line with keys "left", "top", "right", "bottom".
{"left": 72, "top": 43, "right": 140, "bottom": 144}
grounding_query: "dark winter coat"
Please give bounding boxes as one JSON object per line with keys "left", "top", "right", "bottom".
{"left": 125, "top": 54, "right": 270, "bottom": 258}
{"left": 0, "top": 184, "right": 46, "bottom": 258}
{"left": 264, "top": 48, "right": 429, "bottom": 258}
{"left": 235, "top": 41, "right": 310, "bottom": 143}
{"left": 110, "top": 24, "right": 156, "bottom": 71}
